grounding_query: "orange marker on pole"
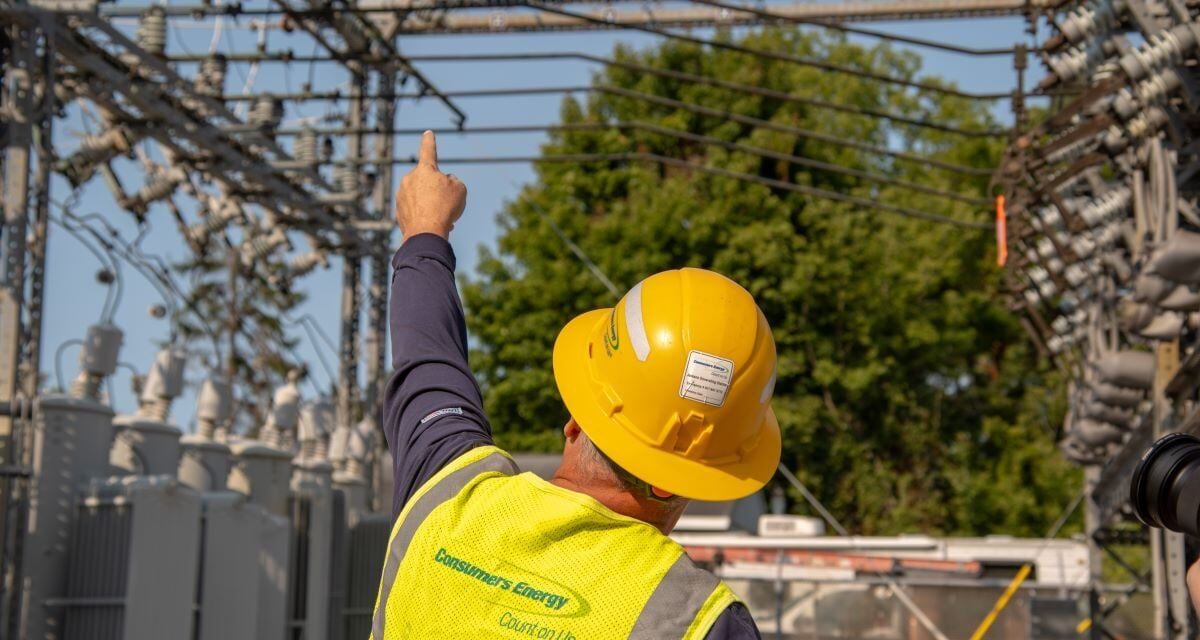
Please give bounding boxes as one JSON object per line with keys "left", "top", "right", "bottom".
{"left": 995, "top": 194, "right": 1008, "bottom": 267}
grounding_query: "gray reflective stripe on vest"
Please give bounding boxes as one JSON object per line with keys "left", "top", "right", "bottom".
{"left": 371, "top": 451, "right": 517, "bottom": 639}
{"left": 628, "top": 553, "right": 722, "bottom": 639}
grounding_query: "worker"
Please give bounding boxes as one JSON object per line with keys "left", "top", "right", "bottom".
{"left": 370, "top": 131, "right": 780, "bottom": 639}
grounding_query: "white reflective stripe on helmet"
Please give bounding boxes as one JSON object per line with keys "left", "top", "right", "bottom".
{"left": 760, "top": 370, "right": 776, "bottom": 404}
{"left": 625, "top": 281, "right": 651, "bottom": 362}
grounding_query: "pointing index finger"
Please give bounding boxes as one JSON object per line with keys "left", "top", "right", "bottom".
{"left": 418, "top": 130, "right": 438, "bottom": 169}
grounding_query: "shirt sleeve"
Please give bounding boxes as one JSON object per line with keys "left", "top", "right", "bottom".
{"left": 384, "top": 233, "right": 493, "bottom": 516}
{"left": 704, "top": 603, "right": 762, "bottom": 640}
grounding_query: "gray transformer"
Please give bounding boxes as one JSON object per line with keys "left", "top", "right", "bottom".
{"left": 194, "top": 491, "right": 288, "bottom": 640}
{"left": 14, "top": 364, "right": 393, "bottom": 640}
{"left": 60, "top": 475, "right": 202, "bottom": 640}
{"left": 20, "top": 394, "right": 116, "bottom": 640}
{"left": 228, "top": 440, "right": 294, "bottom": 640}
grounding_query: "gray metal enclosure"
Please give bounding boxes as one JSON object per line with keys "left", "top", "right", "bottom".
{"left": 3, "top": 325, "right": 390, "bottom": 640}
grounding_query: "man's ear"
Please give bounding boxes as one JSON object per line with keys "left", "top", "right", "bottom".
{"left": 563, "top": 417, "right": 582, "bottom": 440}
{"left": 651, "top": 486, "right": 673, "bottom": 499}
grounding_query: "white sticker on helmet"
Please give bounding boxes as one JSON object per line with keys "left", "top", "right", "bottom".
{"left": 625, "top": 281, "right": 651, "bottom": 362}
{"left": 679, "top": 350, "right": 735, "bottom": 407}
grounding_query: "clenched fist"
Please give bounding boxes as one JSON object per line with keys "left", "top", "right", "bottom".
{"left": 396, "top": 131, "right": 467, "bottom": 241}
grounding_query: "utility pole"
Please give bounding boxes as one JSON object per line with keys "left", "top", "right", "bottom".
{"left": 0, "top": 20, "right": 35, "bottom": 468}
{"left": 337, "top": 68, "right": 368, "bottom": 434}
{"left": 0, "top": 18, "right": 50, "bottom": 638}
{"left": 364, "top": 65, "right": 397, "bottom": 510}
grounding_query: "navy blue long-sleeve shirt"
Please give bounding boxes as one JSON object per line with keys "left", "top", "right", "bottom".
{"left": 384, "top": 233, "right": 761, "bottom": 640}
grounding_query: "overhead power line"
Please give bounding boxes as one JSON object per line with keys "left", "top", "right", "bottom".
{"left": 222, "top": 83, "right": 990, "bottom": 176}
{"left": 520, "top": 0, "right": 1010, "bottom": 100}
{"left": 686, "top": 0, "right": 1020, "bottom": 56}
{"left": 279, "top": 121, "right": 989, "bottom": 206}
{"left": 406, "top": 52, "right": 1010, "bottom": 138}
{"left": 391, "top": 0, "right": 1045, "bottom": 34}
{"left": 372, "top": 151, "right": 990, "bottom": 229}
{"left": 243, "top": 82, "right": 993, "bottom": 177}
{"left": 99, "top": 0, "right": 1046, "bottom": 30}
{"left": 384, "top": 84, "right": 994, "bottom": 176}
{"left": 180, "top": 49, "right": 1008, "bottom": 137}
{"left": 174, "top": 50, "right": 1008, "bottom": 138}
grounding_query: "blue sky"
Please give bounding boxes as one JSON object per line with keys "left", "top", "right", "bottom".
{"left": 40, "top": 7, "right": 1045, "bottom": 429}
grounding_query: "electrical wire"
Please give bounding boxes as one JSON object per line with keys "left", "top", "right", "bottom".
{"left": 773, "top": 463, "right": 950, "bottom": 639}
{"left": 390, "top": 151, "right": 990, "bottom": 228}
{"left": 297, "top": 121, "right": 989, "bottom": 206}
{"left": 287, "top": 314, "right": 337, "bottom": 388}
{"left": 53, "top": 339, "right": 84, "bottom": 392}
{"left": 685, "top": 0, "right": 1020, "bottom": 56}
{"left": 57, "top": 206, "right": 224, "bottom": 358}
{"left": 403, "top": 51, "right": 1009, "bottom": 139}
{"left": 520, "top": 0, "right": 1009, "bottom": 101}
{"left": 302, "top": 83, "right": 991, "bottom": 177}
{"left": 68, "top": 213, "right": 178, "bottom": 318}
{"left": 174, "top": 50, "right": 1009, "bottom": 138}
{"left": 296, "top": 313, "right": 339, "bottom": 357}
{"left": 47, "top": 215, "right": 123, "bottom": 322}
{"left": 520, "top": 192, "right": 623, "bottom": 298}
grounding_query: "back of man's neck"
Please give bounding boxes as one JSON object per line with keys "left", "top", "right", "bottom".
{"left": 549, "top": 471, "right": 675, "bottom": 536}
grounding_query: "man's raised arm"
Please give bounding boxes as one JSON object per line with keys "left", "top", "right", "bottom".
{"left": 383, "top": 131, "right": 492, "bottom": 516}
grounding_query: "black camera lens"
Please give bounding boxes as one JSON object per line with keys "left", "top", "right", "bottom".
{"left": 1130, "top": 433, "right": 1200, "bottom": 536}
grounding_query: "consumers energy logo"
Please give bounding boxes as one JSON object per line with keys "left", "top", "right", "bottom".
{"left": 432, "top": 548, "right": 589, "bottom": 617}
{"left": 604, "top": 308, "right": 620, "bottom": 355}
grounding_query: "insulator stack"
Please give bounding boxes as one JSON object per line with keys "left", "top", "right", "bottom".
{"left": 60, "top": 127, "right": 133, "bottom": 185}
{"left": 1047, "top": 39, "right": 1109, "bottom": 85}
{"left": 188, "top": 199, "right": 243, "bottom": 245}
{"left": 194, "top": 54, "right": 228, "bottom": 98}
{"left": 1045, "top": 131, "right": 1100, "bottom": 165}
{"left": 241, "top": 228, "right": 289, "bottom": 266}
{"left": 249, "top": 94, "right": 284, "bottom": 134}
{"left": 124, "top": 169, "right": 184, "bottom": 215}
{"left": 136, "top": 7, "right": 168, "bottom": 57}
{"left": 1078, "top": 186, "right": 1132, "bottom": 227}
{"left": 336, "top": 165, "right": 359, "bottom": 193}
{"left": 1058, "top": 0, "right": 1118, "bottom": 44}
{"left": 1113, "top": 69, "right": 1181, "bottom": 119}
{"left": 294, "top": 128, "right": 319, "bottom": 167}
{"left": 1119, "top": 23, "right": 1198, "bottom": 81}
{"left": 1125, "top": 106, "right": 1168, "bottom": 139}
{"left": 290, "top": 251, "right": 327, "bottom": 277}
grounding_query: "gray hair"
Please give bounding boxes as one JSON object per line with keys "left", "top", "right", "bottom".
{"left": 578, "top": 432, "right": 686, "bottom": 505}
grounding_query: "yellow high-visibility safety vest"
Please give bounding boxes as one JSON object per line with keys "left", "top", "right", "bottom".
{"left": 370, "top": 445, "right": 741, "bottom": 639}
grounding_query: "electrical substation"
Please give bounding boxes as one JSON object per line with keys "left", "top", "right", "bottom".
{"left": 2, "top": 0, "right": 1200, "bottom": 638}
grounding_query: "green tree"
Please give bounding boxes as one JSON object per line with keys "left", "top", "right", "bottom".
{"left": 461, "top": 29, "right": 1079, "bottom": 536}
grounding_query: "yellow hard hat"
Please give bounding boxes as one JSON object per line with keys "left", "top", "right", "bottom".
{"left": 553, "top": 268, "right": 780, "bottom": 501}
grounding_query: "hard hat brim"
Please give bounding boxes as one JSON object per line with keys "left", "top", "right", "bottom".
{"left": 553, "top": 308, "right": 782, "bottom": 502}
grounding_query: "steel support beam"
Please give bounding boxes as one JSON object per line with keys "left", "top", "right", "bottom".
{"left": 387, "top": 0, "right": 1049, "bottom": 34}
{"left": 0, "top": 17, "right": 50, "bottom": 640}
{"left": 336, "top": 70, "right": 367, "bottom": 436}
{"left": 364, "top": 67, "right": 396, "bottom": 512}
{"left": 1084, "top": 466, "right": 1104, "bottom": 640}
{"left": 1146, "top": 340, "right": 1195, "bottom": 640}
{"left": 0, "top": 19, "right": 35, "bottom": 466}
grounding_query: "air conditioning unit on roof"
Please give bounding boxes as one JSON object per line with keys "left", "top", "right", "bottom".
{"left": 758, "top": 515, "right": 825, "bottom": 538}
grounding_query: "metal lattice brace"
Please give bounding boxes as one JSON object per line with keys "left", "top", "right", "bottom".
{"left": 44, "top": 12, "right": 366, "bottom": 250}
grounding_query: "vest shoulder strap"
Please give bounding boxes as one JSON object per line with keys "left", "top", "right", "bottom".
{"left": 628, "top": 552, "right": 741, "bottom": 640}
{"left": 370, "top": 446, "right": 517, "bottom": 639}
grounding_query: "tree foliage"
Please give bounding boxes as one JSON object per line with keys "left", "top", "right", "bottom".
{"left": 461, "top": 30, "right": 1079, "bottom": 536}
{"left": 175, "top": 250, "right": 307, "bottom": 433}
